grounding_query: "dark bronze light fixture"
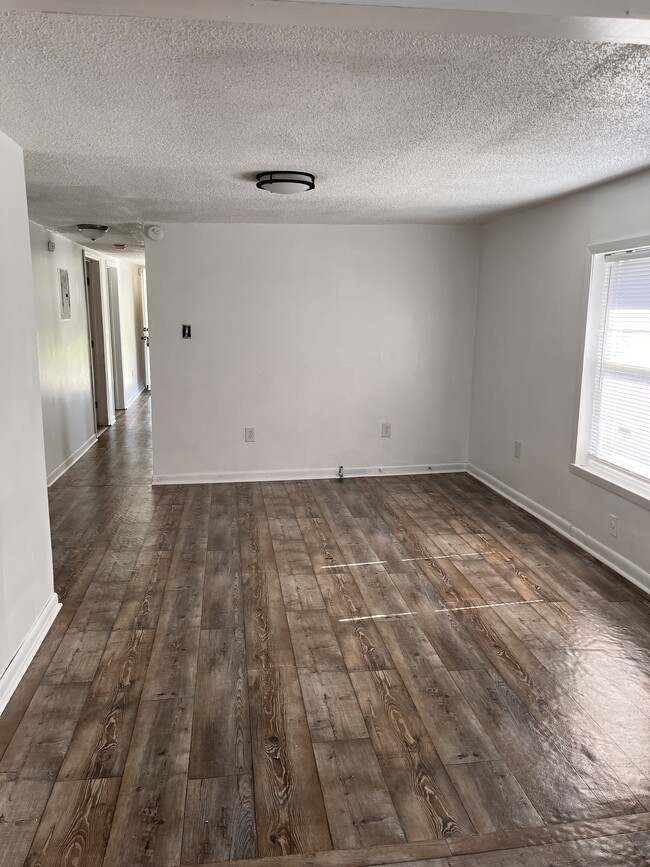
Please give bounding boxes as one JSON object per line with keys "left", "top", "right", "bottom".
{"left": 255, "top": 171, "right": 315, "bottom": 194}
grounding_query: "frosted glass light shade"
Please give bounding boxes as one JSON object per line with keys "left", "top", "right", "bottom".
{"left": 256, "top": 171, "right": 315, "bottom": 194}
{"left": 77, "top": 224, "right": 108, "bottom": 241}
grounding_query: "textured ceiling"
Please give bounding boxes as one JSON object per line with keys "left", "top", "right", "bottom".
{"left": 0, "top": 10, "right": 649, "bottom": 246}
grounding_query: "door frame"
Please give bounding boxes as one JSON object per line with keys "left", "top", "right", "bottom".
{"left": 140, "top": 266, "right": 151, "bottom": 391}
{"left": 106, "top": 261, "right": 125, "bottom": 411}
{"left": 83, "top": 251, "right": 115, "bottom": 429}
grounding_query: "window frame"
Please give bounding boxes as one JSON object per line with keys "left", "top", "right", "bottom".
{"left": 571, "top": 234, "right": 650, "bottom": 511}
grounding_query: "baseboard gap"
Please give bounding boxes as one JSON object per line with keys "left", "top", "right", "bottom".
{"left": 152, "top": 463, "right": 469, "bottom": 486}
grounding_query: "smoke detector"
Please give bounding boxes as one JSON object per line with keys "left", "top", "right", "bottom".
{"left": 146, "top": 225, "right": 165, "bottom": 241}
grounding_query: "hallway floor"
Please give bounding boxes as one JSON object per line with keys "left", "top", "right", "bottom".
{"left": 0, "top": 395, "right": 649, "bottom": 867}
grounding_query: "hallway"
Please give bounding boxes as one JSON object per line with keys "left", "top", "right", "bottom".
{"left": 0, "top": 395, "right": 649, "bottom": 867}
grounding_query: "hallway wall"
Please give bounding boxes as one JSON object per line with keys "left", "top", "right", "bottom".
{"left": 30, "top": 227, "right": 146, "bottom": 481}
{"left": 30, "top": 225, "right": 96, "bottom": 483}
{"left": 0, "top": 131, "right": 57, "bottom": 709}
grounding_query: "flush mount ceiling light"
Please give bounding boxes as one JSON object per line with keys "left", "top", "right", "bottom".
{"left": 255, "top": 171, "right": 315, "bottom": 194}
{"left": 77, "top": 224, "right": 109, "bottom": 241}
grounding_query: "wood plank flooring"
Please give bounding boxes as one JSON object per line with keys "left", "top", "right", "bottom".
{"left": 1, "top": 394, "right": 649, "bottom": 867}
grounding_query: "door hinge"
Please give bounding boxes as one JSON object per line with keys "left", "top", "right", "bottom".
{"left": 91, "top": 339, "right": 94, "bottom": 348}
{"left": 95, "top": 401, "right": 98, "bottom": 409}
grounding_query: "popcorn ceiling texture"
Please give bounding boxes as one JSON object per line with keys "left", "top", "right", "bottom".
{"left": 0, "top": 10, "right": 649, "bottom": 244}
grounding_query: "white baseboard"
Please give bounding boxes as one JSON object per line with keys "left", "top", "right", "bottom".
{"left": 124, "top": 384, "right": 146, "bottom": 410}
{"left": 47, "top": 434, "right": 97, "bottom": 487}
{"left": 468, "top": 464, "right": 650, "bottom": 597}
{"left": 152, "top": 462, "right": 468, "bottom": 486}
{"left": 0, "top": 593, "right": 61, "bottom": 716}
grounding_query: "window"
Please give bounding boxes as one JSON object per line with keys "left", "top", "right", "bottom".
{"left": 573, "top": 241, "right": 650, "bottom": 507}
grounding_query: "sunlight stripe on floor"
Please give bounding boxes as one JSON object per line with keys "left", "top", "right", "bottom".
{"left": 338, "top": 598, "right": 545, "bottom": 622}
{"left": 401, "top": 553, "right": 482, "bottom": 562}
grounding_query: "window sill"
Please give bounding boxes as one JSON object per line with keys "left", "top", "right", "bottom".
{"left": 570, "top": 463, "right": 650, "bottom": 511}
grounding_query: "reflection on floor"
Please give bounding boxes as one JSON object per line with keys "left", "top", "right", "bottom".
{"left": 0, "top": 393, "right": 649, "bottom": 867}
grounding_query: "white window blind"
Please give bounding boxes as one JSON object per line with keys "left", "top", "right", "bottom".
{"left": 588, "top": 249, "right": 650, "bottom": 482}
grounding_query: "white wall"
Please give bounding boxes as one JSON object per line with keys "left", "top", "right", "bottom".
{"left": 30, "top": 225, "right": 96, "bottom": 482}
{"left": 470, "top": 168, "right": 650, "bottom": 581}
{"left": 0, "top": 131, "right": 58, "bottom": 706}
{"left": 147, "top": 223, "right": 480, "bottom": 482}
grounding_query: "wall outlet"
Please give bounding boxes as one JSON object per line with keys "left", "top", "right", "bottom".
{"left": 514, "top": 440, "right": 522, "bottom": 459}
{"left": 381, "top": 423, "right": 392, "bottom": 438}
{"left": 608, "top": 514, "right": 618, "bottom": 537}
{"left": 245, "top": 427, "right": 255, "bottom": 443}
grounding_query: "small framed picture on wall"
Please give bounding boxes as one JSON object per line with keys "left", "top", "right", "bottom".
{"left": 58, "top": 268, "right": 71, "bottom": 319}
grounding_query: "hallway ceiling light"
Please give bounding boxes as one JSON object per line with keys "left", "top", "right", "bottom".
{"left": 255, "top": 171, "right": 315, "bottom": 194}
{"left": 77, "top": 224, "right": 108, "bottom": 241}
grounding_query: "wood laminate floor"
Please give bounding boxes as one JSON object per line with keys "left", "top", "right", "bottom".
{"left": 1, "top": 394, "right": 649, "bottom": 867}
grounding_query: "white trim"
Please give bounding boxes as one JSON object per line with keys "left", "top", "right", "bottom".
{"left": 574, "top": 239, "right": 650, "bottom": 499}
{"left": 570, "top": 462, "right": 650, "bottom": 511}
{"left": 152, "top": 462, "right": 468, "bottom": 486}
{"left": 605, "top": 248, "right": 650, "bottom": 264}
{"left": 588, "top": 234, "right": 650, "bottom": 256}
{"left": 47, "top": 433, "right": 97, "bottom": 487}
{"left": 106, "top": 262, "right": 125, "bottom": 412}
{"left": 0, "top": 593, "right": 61, "bottom": 716}
{"left": 124, "top": 384, "right": 146, "bottom": 410}
{"left": 468, "top": 464, "right": 650, "bottom": 597}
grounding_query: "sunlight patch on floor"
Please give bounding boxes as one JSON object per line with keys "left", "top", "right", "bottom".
{"left": 337, "top": 598, "right": 545, "bottom": 622}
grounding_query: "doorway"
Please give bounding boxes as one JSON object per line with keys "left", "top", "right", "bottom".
{"left": 84, "top": 254, "right": 113, "bottom": 432}
{"left": 140, "top": 267, "right": 151, "bottom": 391}
{"left": 106, "top": 263, "right": 125, "bottom": 410}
